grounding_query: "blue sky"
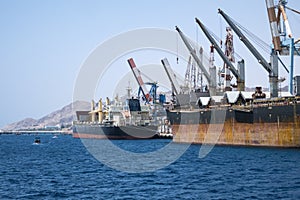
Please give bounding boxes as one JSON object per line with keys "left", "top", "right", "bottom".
{"left": 1, "top": 0, "right": 300, "bottom": 128}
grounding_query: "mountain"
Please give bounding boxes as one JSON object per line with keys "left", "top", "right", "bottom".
{"left": 2, "top": 101, "right": 90, "bottom": 131}
{"left": 2, "top": 118, "right": 38, "bottom": 131}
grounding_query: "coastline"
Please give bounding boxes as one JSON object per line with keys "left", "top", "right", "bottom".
{"left": 0, "top": 130, "right": 72, "bottom": 135}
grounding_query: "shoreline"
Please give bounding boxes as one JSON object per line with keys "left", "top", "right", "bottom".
{"left": 0, "top": 130, "right": 72, "bottom": 135}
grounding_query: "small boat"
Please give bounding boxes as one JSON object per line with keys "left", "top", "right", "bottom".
{"left": 34, "top": 136, "right": 41, "bottom": 144}
{"left": 52, "top": 135, "right": 58, "bottom": 139}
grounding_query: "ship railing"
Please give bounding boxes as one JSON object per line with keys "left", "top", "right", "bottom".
{"left": 209, "top": 105, "right": 231, "bottom": 109}
{"left": 73, "top": 121, "right": 104, "bottom": 125}
{"left": 252, "top": 99, "right": 295, "bottom": 108}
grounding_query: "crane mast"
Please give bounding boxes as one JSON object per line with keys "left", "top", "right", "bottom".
{"left": 209, "top": 46, "right": 215, "bottom": 89}
{"left": 195, "top": 17, "right": 245, "bottom": 91}
{"left": 278, "top": 2, "right": 292, "bottom": 39}
{"left": 184, "top": 55, "right": 192, "bottom": 90}
{"left": 191, "top": 59, "right": 197, "bottom": 91}
{"left": 127, "top": 58, "right": 151, "bottom": 103}
{"left": 175, "top": 26, "right": 211, "bottom": 84}
{"left": 265, "top": 0, "right": 282, "bottom": 51}
{"left": 175, "top": 26, "right": 216, "bottom": 95}
{"left": 218, "top": 8, "right": 278, "bottom": 97}
{"left": 197, "top": 47, "right": 204, "bottom": 91}
{"left": 161, "top": 58, "right": 181, "bottom": 96}
{"left": 265, "top": 0, "right": 300, "bottom": 94}
{"left": 218, "top": 9, "right": 273, "bottom": 73}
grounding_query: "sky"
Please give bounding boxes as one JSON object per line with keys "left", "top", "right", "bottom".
{"left": 0, "top": 0, "right": 300, "bottom": 128}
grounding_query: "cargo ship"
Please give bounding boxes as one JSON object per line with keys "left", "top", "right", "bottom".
{"left": 167, "top": 87, "right": 300, "bottom": 147}
{"left": 166, "top": 2, "right": 300, "bottom": 147}
{"left": 73, "top": 97, "right": 171, "bottom": 139}
{"left": 73, "top": 56, "right": 174, "bottom": 140}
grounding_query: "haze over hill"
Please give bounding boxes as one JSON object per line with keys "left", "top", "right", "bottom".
{"left": 2, "top": 101, "right": 90, "bottom": 131}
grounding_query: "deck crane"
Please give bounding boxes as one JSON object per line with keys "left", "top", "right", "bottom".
{"left": 218, "top": 8, "right": 279, "bottom": 98}
{"left": 161, "top": 58, "right": 181, "bottom": 96}
{"left": 127, "top": 58, "right": 151, "bottom": 103}
{"left": 195, "top": 18, "right": 245, "bottom": 91}
{"left": 265, "top": 0, "right": 300, "bottom": 94}
{"left": 175, "top": 26, "right": 217, "bottom": 95}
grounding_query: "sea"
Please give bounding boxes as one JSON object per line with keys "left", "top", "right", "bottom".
{"left": 0, "top": 134, "right": 299, "bottom": 199}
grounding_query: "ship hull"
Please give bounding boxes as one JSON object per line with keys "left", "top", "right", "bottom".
{"left": 167, "top": 104, "right": 300, "bottom": 147}
{"left": 73, "top": 124, "right": 158, "bottom": 139}
{"left": 171, "top": 122, "right": 300, "bottom": 147}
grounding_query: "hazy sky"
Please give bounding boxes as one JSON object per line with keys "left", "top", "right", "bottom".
{"left": 1, "top": 0, "right": 300, "bottom": 128}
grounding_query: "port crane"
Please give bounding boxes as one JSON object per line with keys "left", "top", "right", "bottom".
{"left": 218, "top": 8, "right": 279, "bottom": 97}
{"left": 127, "top": 58, "right": 152, "bottom": 103}
{"left": 265, "top": 0, "right": 300, "bottom": 94}
{"left": 195, "top": 18, "right": 245, "bottom": 91}
{"left": 137, "top": 82, "right": 158, "bottom": 103}
{"left": 176, "top": 26, "right": 217, "bottom": 95}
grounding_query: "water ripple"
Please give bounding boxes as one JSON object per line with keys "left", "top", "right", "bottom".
{"left": 0, "top": 134, "right": 299, "bottom": 199}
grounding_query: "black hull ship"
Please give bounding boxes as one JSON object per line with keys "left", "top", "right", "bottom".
{"left": 166, "top": 88, "right": 300, "bottom": 147}
{"left": 73, "top": 98, "right": 171, "bottom": 139}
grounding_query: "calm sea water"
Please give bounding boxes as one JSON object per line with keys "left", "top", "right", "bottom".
{"left": 0, "top": 134, "right": 299, "bottom": 199}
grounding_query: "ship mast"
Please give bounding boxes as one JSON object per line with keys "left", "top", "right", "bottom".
{"left": 218, "top": 8, "right": 279, "bottom": 97}
{"left": 176, "top": 26, "right": 217, "bottom": 95}
{"left": 195, "top": 17, "right": 245, "bottom": 91}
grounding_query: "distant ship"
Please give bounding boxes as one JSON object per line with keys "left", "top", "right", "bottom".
{"left": 73, "top": 97, "right": 172, "bottom": 139}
